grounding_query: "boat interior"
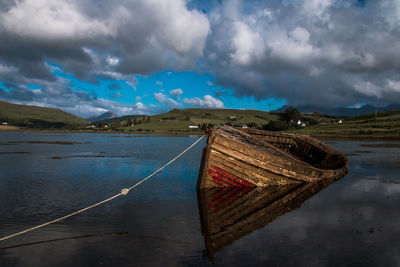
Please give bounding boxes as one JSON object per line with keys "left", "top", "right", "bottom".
{"left": 218, "top": 126, "right": 348, "bottom": 170}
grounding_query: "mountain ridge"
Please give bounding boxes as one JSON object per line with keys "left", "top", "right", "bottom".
{"left": 87, "top": 111, "right": 119, "bottom": 122}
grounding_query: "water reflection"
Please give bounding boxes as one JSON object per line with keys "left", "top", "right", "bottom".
{"left": 1, "top": 131, "right": 399, "bottom": 266}
{"left": 197, "top": 178, "right": 339, "bottom": 261}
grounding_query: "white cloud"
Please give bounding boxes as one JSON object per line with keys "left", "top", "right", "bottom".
{"left": 106, "top": 56, "right": 120, "bottom": 66}
{"left": 169, "top": 88, "right": 183, "bottom": 99}
{"left": 268, "top": 27, "right": 318, "bottom": 63}
{"left": 353, "top": 81, "right": 382, "bottom": 98}
{"left": 387, "top": 79, "right": 400, "bottom": 92}
{"left": 65, "top": 98, "right": 164, "bottom": 117}
{"left": 154, "top": 92, "right": 181, "bottom": 107}
{"left": 81, "top": 48, "right": 137, "bottom": 88}
{"left": 146, "top": 0, "right": 210, "bottom": 55}
{"left": 351, "top": 78, "right": 400, "bottom": 99}
{"left": 0, "top": 0, "right": 112, "bottom": 40}
{"left": 230, "top": 21, "right": 265, "bottom": 65}
{"left": 0, "top": 63, "right": 17, "bottom": 74}
{"left": 95, "top": 70, "right": 137, "bottom": 89}
{"left": 289, "top": 27, "right": 310, "bottom": 44}
{"left": 300, "top": 0, "right": 333, "bottom": 22}
{"left": 183, "top": 95, "right": 224, "bottom": 108}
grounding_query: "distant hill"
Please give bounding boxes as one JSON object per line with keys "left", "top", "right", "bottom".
{"left": 275, "top": 103, "right": 400, "bottom": 116}
{"left": 0, "top": 100, "right": 89, "bottom": 128}
{"left": 99, "top": 114, "right": 145, "bottom": 124}
{"left": 97, "top": 108, "right": 281, "bottom": 132}
{"left": 88, "top": 112, "right": 145, "bottom": 123}
{"left": 87, "top": 111, "right": 118, "bottom": 122}
{"left": 151, "top": 108, "right": 278, "bottom": 124}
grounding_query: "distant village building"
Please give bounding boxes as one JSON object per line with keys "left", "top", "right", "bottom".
{"left": 291, "top": 120, "right": 306, "bottom": 127}
{"left": 188, "top": 125, "right": 199, "bottom": 129}
{"left": 242, "top": 124, "right": 248, "bottom": 129}
{"left": 2, "top": 122, "right": 8, "bottom": 125}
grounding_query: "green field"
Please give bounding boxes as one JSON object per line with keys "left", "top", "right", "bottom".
{"left": 0, "top": 100, "right": 89, "bottom": 128}
{"left": 289, "top": 111, "right": 400, "bottom": 139}
{"left": 98, "top": 108, "right": 280, "bottom": 133}
{"left": 104, "top": 108, "right": 400, "bottom": 139}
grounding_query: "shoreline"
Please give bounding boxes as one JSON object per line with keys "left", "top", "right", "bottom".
{"left": 307, "top": 134, "right": 400, "bottom": 141}
{"left": 0, "top": 126, "right": 205, "bottom": 135}
{"left": 2, "top": 126, "right": 400, "bottom": 140}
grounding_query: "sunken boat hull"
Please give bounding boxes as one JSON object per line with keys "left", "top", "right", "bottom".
{"left": 197, "top": 126, "right": 348, "bottom": 188}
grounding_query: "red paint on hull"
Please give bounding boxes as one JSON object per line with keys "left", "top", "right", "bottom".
{"left": 207, "top": 164, "right": 256, "bottom": 188}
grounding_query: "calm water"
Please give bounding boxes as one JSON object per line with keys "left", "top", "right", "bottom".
{"left": 0, "top": 131, "right": 399, "bottom": 266}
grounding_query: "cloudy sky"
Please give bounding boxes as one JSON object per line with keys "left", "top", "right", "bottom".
{"left": 1, "top": 0, "right": 400, "bottom": 117}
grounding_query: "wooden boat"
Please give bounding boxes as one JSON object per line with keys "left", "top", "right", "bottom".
{"left": 197, "top": 178, "right": 338, "bottom": 260}
{"left": 197, "top": 126, "right": 348, "bottom": 188}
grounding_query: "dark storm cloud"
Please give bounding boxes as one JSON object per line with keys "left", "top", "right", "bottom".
{"left": 203, "top": 0, "right": 400, "bottom": 107}
{"left": 0, "top": 0, "right": 209, "bottom": 78}
{"left": 0, "top": 0, "right": 210, "bottom": 116}
{"left": 1, "top": 0, "right": 400, "bottom": 115}
{"left": 0, "top": 84, "right": 35, "bottom": 101}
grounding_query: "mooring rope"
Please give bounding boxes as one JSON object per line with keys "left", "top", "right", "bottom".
{"left": 0, "top": 135, "right": 206, "bottom": 242}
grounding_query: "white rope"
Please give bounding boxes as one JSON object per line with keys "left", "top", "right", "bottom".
{"left": 0, "top": 135, "right": 205, "bottom": 242}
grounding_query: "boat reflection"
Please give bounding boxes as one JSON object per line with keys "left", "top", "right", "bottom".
{"left": 197, "top": 177, "right": 341, "bottom": 261}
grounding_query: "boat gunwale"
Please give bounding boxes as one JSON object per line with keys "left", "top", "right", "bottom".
{"left": 215, "top": 126, "right": 348, "bottom": 172}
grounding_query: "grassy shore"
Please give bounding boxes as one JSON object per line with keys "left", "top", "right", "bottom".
{"left": 288, "top": 111, "right": 400, "bottom": 139}
{"left": 2, "top": 104, "right": 399, "bottom": 139}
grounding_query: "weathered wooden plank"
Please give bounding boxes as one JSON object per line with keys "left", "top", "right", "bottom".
{"left": 213, "top": 133, "right": 319, "bottom": 174}
{"left": 211, "top": 165, "right": 255, "bottom": 187}
{"left": 211, "top": 142, "right": 321, "bottom": 182}
{"left": 209, "top": 153, "right": 267, "bottom": 186}
{"left": 210, "top": 150, "right": 299, "bottom": 186}
{"left": 208, "top": 168, "right": 244, "bottom": 187}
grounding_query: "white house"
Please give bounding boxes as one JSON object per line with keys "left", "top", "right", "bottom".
{"left": 229, "top": 116, "right": 237, "bottom": 120}
{"left": 188, "top": 125, "right": 199, "bottom": 129}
